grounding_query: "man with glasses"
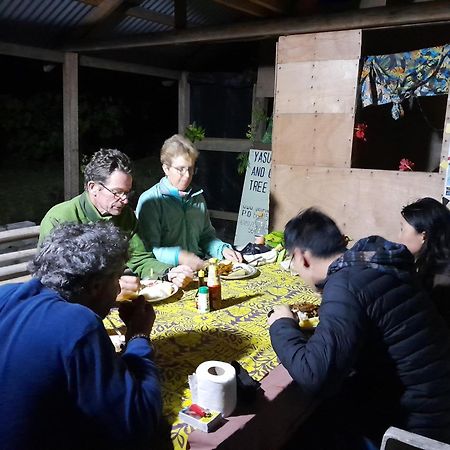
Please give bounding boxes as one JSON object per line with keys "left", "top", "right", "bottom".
{"left": 39, "top": 149, "right": 193, "bottom": 294}
{"left": 137, "top": 134, "right": 242, "bottom": 271}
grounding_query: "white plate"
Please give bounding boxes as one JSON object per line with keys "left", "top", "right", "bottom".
{"left": 220, "top": 263, "right": 259, "bottom": 280}
{"left": 138, "top": 280, "right": 179, "bottom": 303}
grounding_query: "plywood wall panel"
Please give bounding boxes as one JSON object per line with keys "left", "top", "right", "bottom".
{"left": 277, "top": 30, "right": 362, "bottom": 64}
{"left": 441, "top": 92, "right": 450, "bottom": 173}
{"left": 272, "top": 113, "right": 353, "bottom": 167}
{"left": 268, "top": 30, "right": 445, "bottom": 246}
{"left": 275, "top": 60, "right": 359, "bottom": 114}
{"left": 271, "top": 165, "right": 444, "bottom": 242}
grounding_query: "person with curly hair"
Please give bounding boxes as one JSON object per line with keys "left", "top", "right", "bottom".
{"left": 39, "top": 148, "right": 193, "bottom": 296}
{"left": 399, "top": 197, "right": 450, "bottom": 327}
{"left": 137, "top": 134, "right": 242, "bottom": 271}
{"left": 0, "top": 222, "right": 162, "bottom": 450}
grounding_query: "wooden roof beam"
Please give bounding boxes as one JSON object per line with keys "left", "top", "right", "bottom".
{"left": 248, "top": 0, "right": 287, "bottom": 14}
{"left": 69, "top": 0, "right": 131, "bottom": 41}
{"left": 67, "top": 1, "right": 450, "bottom": 51}
{"left": 175, "top": 0, "right": 187, "bottom": 29}
{"left": 77, "top": 0, "right": 126, "bottom": 28}
{"left": 214, "top": 0, "right": 273, "bottom": 17}
{"left": 78, "top": 0, "right": 176, "bottom": 27}
{"left": 127, "top": 6, "right": 174, "bottom": 27}
{"left": 0, "top": 41, "right": 181, "bottom": 80}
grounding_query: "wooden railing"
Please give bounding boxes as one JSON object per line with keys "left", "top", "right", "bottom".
{"left": 0, "top": 225, "right": 40, "bottom": 283}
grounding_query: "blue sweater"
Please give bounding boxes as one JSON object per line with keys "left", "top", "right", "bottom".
{"left": 270, "top": 236, "right": 450, "bottom": 445}
{"left": 0, "top": 279, "right": 162, "bottom": 450}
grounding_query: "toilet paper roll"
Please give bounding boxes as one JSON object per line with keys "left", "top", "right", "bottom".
{"left": 189, "top": 360, "right": 237, "bottom": 417}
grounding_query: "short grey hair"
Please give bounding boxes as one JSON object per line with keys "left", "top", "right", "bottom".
{"left": 160, "top": 134, "right": 199, "bottom": 166}
{"left": 30, "top": 222, "right": 129, "bottom": 302}
{"left": 84, "top": 148, "right": 132, "bottom": 187}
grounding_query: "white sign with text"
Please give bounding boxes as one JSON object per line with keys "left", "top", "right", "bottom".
{"left": 234, "top": 149, "right": 271, "bottom": 247}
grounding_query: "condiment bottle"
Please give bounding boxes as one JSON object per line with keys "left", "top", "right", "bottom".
{"left": 207, "top": 258, "right": 222, "bottom": 310}
{"left": 198, "top": 269, "right": 205, "bottom": 288}
{"left": 197, "top": 286, "right": 210, "bottom": 313}
{"left": 254, "top": 211, "right": 266, "bottom": 245}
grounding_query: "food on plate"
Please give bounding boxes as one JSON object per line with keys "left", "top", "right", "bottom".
{"left": 217, "top": 260, "right": 233, "bottom": 275}
{"left": 290, "top": 303, "right": 320, "bottom": 328}
{"left": 139, "top": 282, "right": 174, "bottom": 301}
{"left": 116, "top": 291, "right": 139, "bottom": 301}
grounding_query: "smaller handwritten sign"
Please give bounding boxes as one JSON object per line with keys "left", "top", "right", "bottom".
{"left": 234, "top": 149, "right": 271, "bottom": 247}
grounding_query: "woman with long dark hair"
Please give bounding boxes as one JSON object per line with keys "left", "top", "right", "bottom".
{"left": 399, "top": 197, "right": 450, "bottom": 326}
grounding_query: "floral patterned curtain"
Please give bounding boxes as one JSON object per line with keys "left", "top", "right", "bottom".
{"left": 360, "top": 44, "right": 450, "bottom": 120}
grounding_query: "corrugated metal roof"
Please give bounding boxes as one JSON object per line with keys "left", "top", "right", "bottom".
{"left": 116, "top": 15, "right": 170, "bottom": 35}
{"left": 0, "top": 0, "right": 266, "bottom": 49}
{"left": 0, "top": 0, "right": 91, "bottom": 47}
{"left": 0, "top": 0, "right": 91, "bottom": 27}
{"left": 0, "top": 0, "right": 446, "bottom": 72}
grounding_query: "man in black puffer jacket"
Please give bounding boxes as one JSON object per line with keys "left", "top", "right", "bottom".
{"left": 269, "top": 208, "right": 450, "bottom": 449}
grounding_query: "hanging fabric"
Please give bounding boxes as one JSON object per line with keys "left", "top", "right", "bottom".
{"left": 360, "top": 44, "right": 450, "bottom": 119}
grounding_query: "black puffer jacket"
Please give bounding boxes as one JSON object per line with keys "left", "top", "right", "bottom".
{"left": 270, "top": 236, "right": 450, "bottom": 444}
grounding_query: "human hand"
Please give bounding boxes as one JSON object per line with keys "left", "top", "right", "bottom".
{"left": 222, "top": 247, "right": 243, "bottom": 263}
{"left": 178, "top": 250, "right": 205, "bottom": 271}
{"left": 119, "top": 296, "right": 156, "bottom": 340}
{"left": 117, "top": 275, "right": 141, "bottom": 301}
{"left": 267, "top": 304, "right": 296, "bottom": 326}
{"left": 168, "top": 265, "right": 194, "bottom": 288}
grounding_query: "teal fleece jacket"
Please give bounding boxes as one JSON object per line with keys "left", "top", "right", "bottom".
{"left": 136, "top": 177, "right": 231, "bottom": 266}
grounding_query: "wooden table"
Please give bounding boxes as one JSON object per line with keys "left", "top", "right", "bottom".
{"left": 105, "top": 263, "right": 319, "bottom": 450}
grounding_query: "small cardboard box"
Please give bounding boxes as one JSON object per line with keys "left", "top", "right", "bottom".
{"left": 178, "top": 407, "right": 223, "bottom": 432}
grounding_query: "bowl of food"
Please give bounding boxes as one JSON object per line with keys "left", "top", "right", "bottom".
{"left": 290, "top": 303, "right": 320, "bottom": 329}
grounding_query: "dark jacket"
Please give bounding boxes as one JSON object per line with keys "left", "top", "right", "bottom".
{"left": 428, "top": 263, "right": 450, "bottom": 330}
{"left": 0, "top": 279, "right": 162, "bottom": 450}
{"left": 270, "top": 236, "right": 450, "bottom": 444}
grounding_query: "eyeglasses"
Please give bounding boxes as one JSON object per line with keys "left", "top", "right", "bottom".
{"left": 289, "top": 256, "right": 298, "bottom": 276}
{"left": 169, "top": 165, "right": 197, "bottom": 176}
{"left": 98, "top": 182, "right": 134, "bottom": 201}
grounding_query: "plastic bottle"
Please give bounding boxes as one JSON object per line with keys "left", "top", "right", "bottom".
{"left": 207, "top": 258, "right": 222, "bottom": 310}
{"left": 197, "top": 286, "right": 210, "bottom": 313}
{"left": 254, "top": 211, "right": 267, "bottom": 245}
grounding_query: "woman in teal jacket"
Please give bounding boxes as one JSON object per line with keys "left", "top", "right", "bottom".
{"left": 137, "top": 134, "right": 242, "bottom": 271}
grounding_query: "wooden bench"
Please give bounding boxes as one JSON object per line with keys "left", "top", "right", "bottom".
{"left": 0, "top": 225, "right": 40, "bottom": 285}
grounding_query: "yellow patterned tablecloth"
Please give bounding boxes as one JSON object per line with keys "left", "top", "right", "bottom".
{"left": 105, "top": 263, "right": 318, "bottom": 450}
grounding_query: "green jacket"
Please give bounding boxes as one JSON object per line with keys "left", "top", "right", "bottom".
{"left": 39, "top": 192, "right": 170, "bottom": 279}
{"left": 136, "top": 177, "right": 231, "bottom": 266}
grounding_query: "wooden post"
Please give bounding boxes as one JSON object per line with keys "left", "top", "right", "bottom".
{"left": 174, "top": 0, "right": 187, "bottom": 29}
{"left": 178, "top": 71, "right": 190, "bottom": 135}
{"left": 63, "top": 52, "right": 79, "bottom": 200}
